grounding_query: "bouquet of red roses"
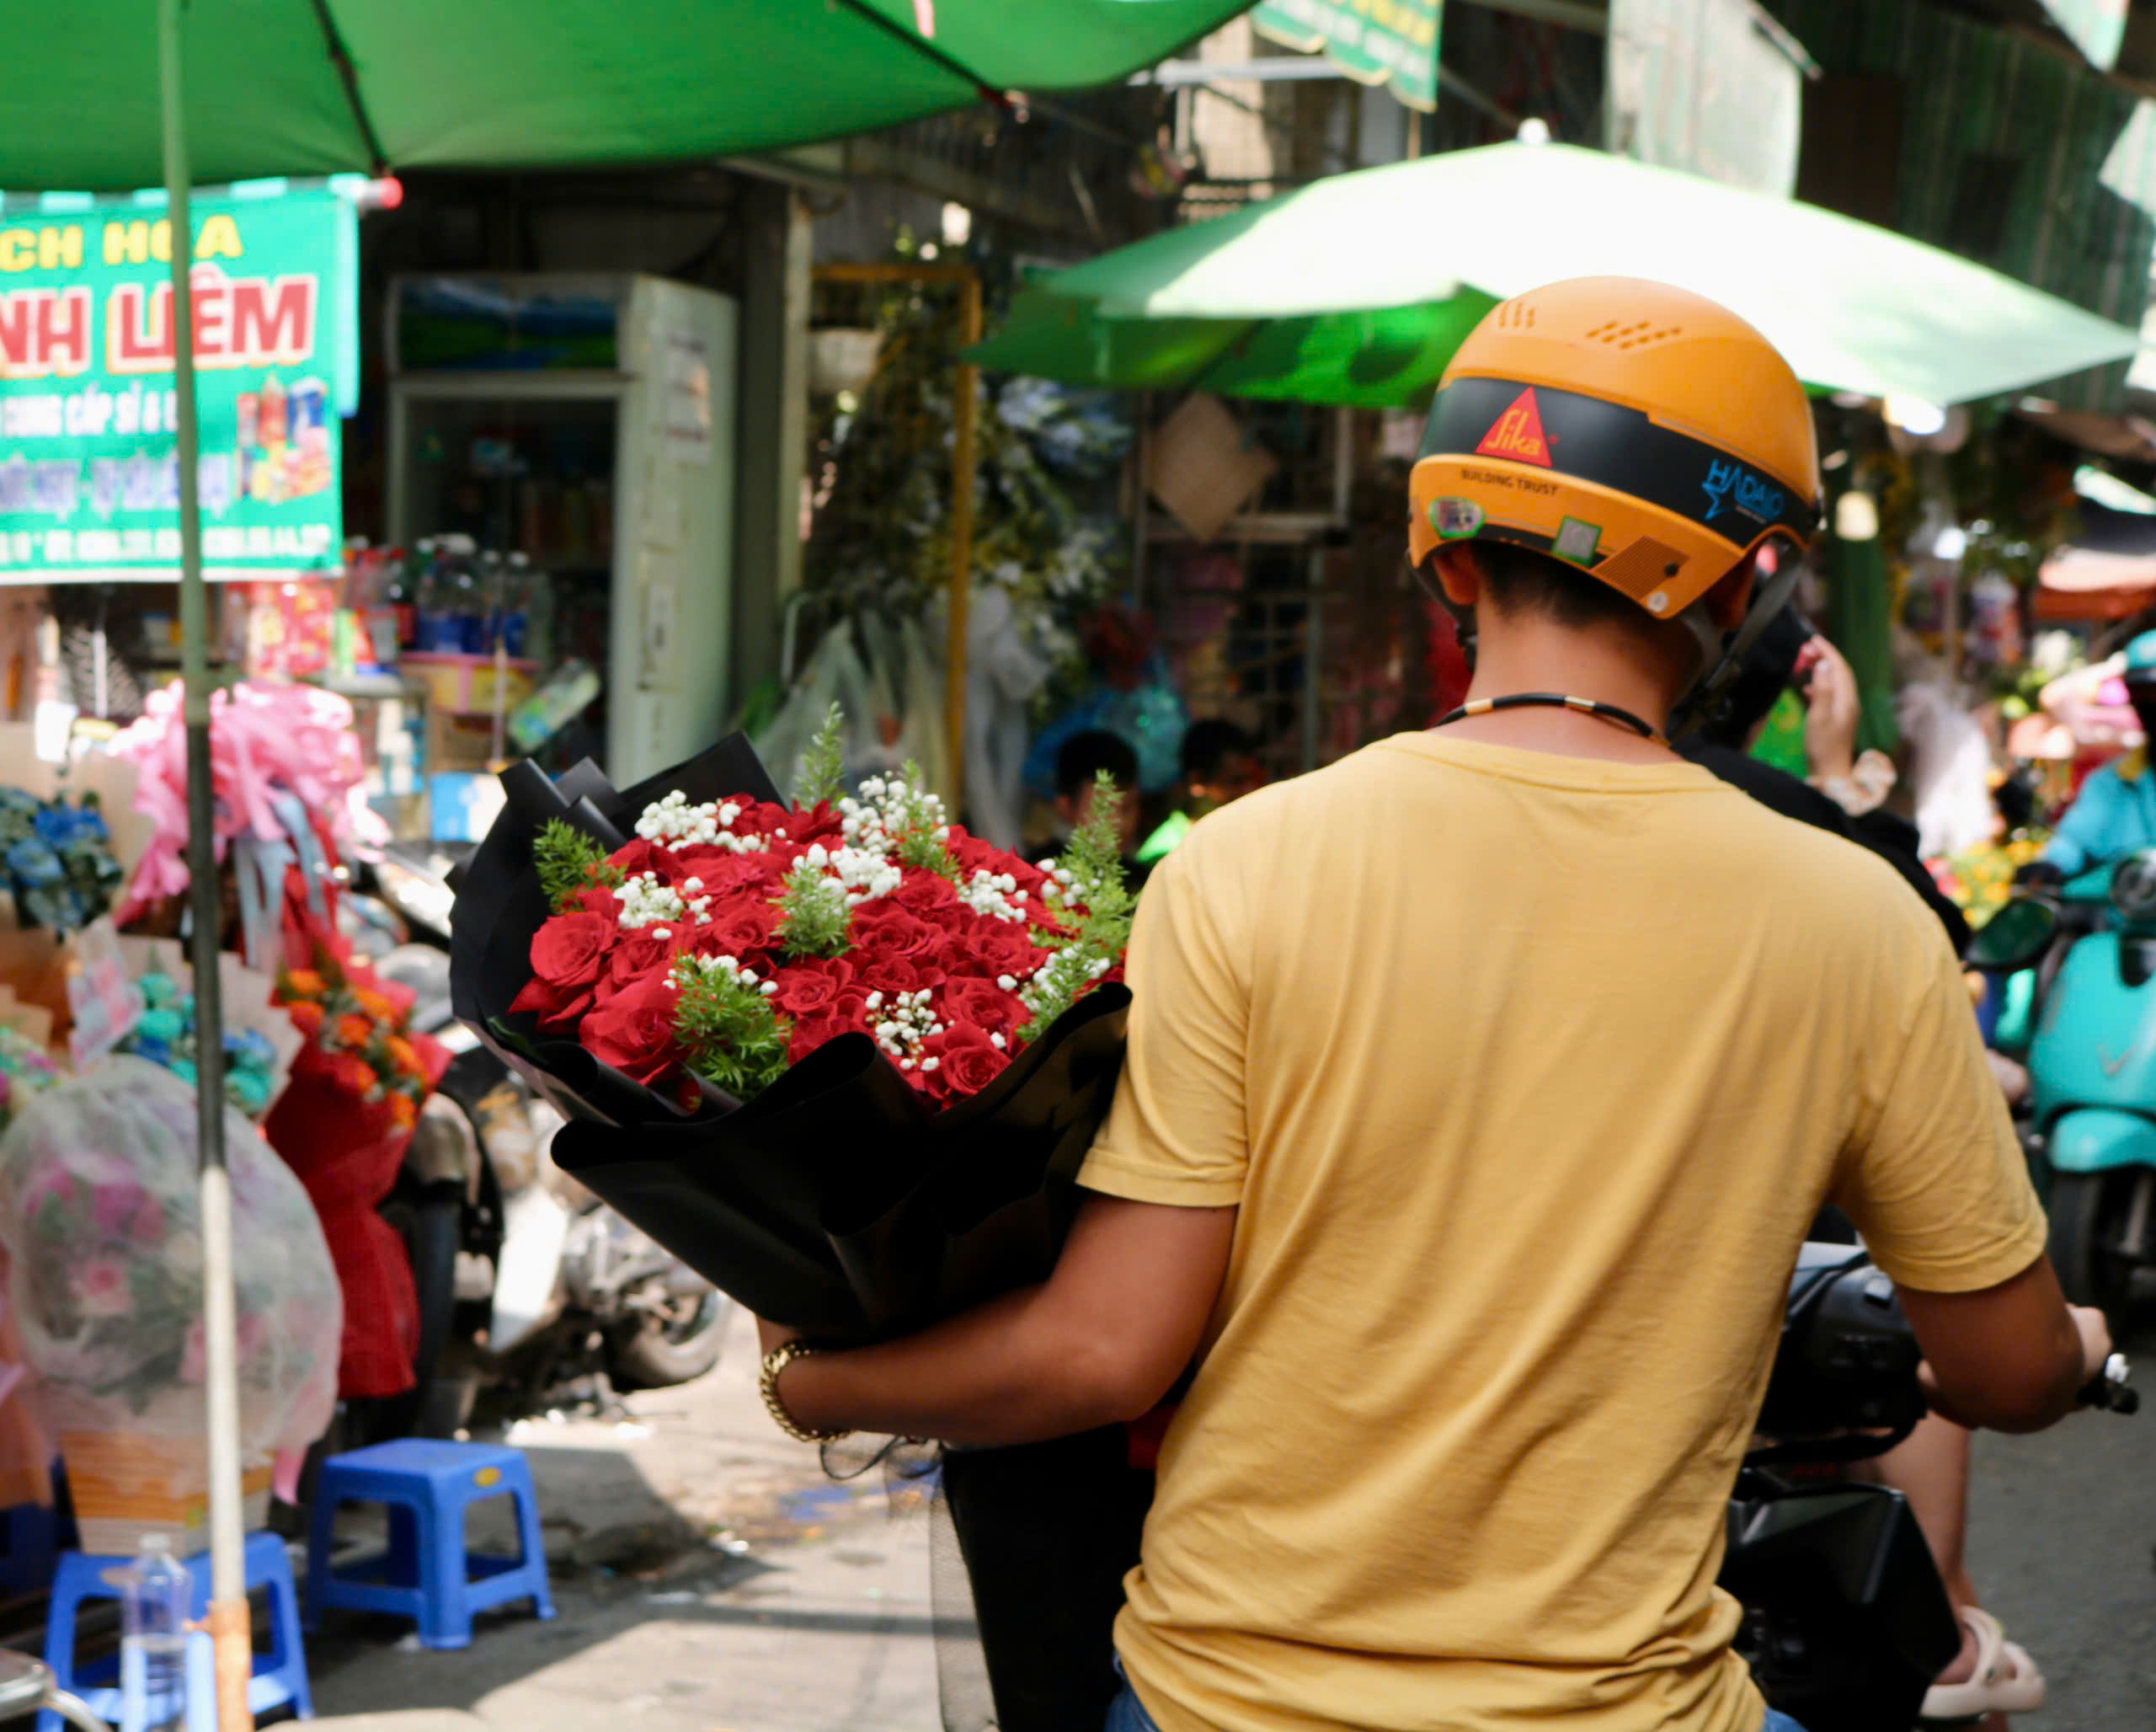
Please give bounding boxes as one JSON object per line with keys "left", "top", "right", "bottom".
{"left": 506, "top": 740, "right": 1127, "bottom": 1115}
{"left": 450, "top": 716, "right": 1131, "bottom": 1343}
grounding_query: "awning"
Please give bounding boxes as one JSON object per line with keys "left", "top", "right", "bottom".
{"left": 0, "top": 0, "right": 1253, "bottom": 190}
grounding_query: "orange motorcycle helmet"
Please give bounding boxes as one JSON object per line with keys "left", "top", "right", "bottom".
{"left": 1409, "top": 276, "right": 1824, "bottom": 623}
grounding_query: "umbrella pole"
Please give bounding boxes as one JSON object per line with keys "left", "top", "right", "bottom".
{"left": 158, "top": 3, "right": 254, "bottom": 1729}
{"left": 947, "top": 272, "right": 981, "bottom": 814}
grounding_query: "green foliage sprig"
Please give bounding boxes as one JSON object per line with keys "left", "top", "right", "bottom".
{"left": 534, "top": 819, "right": 622, "bottom": 913}
{"left": 883, "top": 760, "right": 960, "bottom": 881}
{"left": 1019, "top": 768, "right": 1132, "bottom": 1044}
{"left": 793, "top": 703, "right": 848, "bottom": 809}
{"left": 670, "top": 954, "right": 794, "bottom": 1099}
{"left": 775, "top": 858, "right": 851, "bottom": 960}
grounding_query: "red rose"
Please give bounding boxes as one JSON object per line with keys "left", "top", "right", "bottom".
{"left": 531, "top": 911, "right": 614, "bottom": 990}
{"left": 669, "top": 848, "right": 778, "bottom": 895}
{"left": 510, "top": 971, "right": 592, "bottom": 1032}
{"left": 962, "top": 917, "right": 1047, "bottom": 981}
{"left": 788, "top": 801, "right": 846, "bottom": 848}
{"left": 941, "top": 974, "right": 1027, "bottom": 1037}
{"left": 849, "top": 901, "right": 945, "bottom": 966}
{"left": 572, "top": 885, "right": 620, "bottom": 917}
{"left": 606, "top": 927, "right": 675, "bottom": 986}
{"left": 948, "top": 827, "right": 1054, "bottom": 902}
{"left": 581, "top": 971, "right": 686, "bottom": 1085}
{"left": 852, "top": 951, "right": 947, "bottom": 1001}
{"left": 609, "top": 839, "right": 692, "bottom": 886}
{"left": 695, "top": 898, "right": 781, "bottom": 963}
{"left": 890, "top": 871, "right": 963, "bottom": 918}
{"left": 741, "top": 800, "right": 798, "bottom": 838}
{"left": 920, "top": 1022, "right": 1008, "bottom": 1103}
{"left": 787, "top": 995, "right": 872, "bottom": 1066}
{"left": 768, "top": 956, "right": 857, "bottom": 1018}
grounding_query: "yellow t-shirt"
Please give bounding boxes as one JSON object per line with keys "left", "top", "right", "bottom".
{"left": 1078, "top": 733, "right": 2047, "bottom": 1732}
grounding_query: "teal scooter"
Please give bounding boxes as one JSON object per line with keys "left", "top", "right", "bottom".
{"left": 1980, "top": 853, "right": 2156, "bottom": 1312}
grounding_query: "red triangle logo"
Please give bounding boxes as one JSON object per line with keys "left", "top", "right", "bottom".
{"left": 1474, "top": 387, "right": 1553, "bottom": 467}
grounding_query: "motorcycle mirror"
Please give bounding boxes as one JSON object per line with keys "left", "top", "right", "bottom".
{"left": 2112, "top": 850, "right": 2156, "bottom": 930}
{"left": 1965, "top": 895, "right": 2061, "bottom": 973}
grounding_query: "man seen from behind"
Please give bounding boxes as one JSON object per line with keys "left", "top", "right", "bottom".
{"left": 751, "top": 278, "right": 2107, "bottom": 1732}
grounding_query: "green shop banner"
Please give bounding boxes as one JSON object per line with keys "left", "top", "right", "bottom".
{"left": 1252, "top": 0, "right": 1442, "bottom": 112}
{"left": 0, "top": 188, "right": 358, "bottom": 583}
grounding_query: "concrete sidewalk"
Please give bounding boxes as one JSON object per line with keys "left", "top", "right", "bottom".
{"left": 304, "top": 1307, "right": 942, "bottom": 1732}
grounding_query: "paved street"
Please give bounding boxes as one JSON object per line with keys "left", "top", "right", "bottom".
{"left": 308, "top": 1303, "right": 942, "bottom": 1732}
{"left": 1969, "top": 1307, "right": 2156, "bottom": 1729}
{"left": 305, "top": 1306, "right": 2156, "bottom": 1732}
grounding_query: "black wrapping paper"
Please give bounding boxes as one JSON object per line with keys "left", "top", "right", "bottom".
{"left": 448, "top": 739, "right": 1132, "bottom": 1344}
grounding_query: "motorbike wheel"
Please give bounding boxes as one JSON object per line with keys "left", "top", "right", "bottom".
{"left": 2047, "top": 1169, "right": 2141, "bottom": 1316}
{"left": 611, "top": 1291, "right": 732, "bottom": 1390}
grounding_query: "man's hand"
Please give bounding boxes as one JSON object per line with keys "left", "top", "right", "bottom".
{"left": 1796, "top": 636, "right": 1860, "bottom": 783}
{"left": 2069, "top": 1302, "right": 2115, "bottom": 1389}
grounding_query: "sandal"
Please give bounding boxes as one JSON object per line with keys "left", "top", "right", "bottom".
{"left": 1921, "top": 1606, "right": 2046, "bottom": 1721}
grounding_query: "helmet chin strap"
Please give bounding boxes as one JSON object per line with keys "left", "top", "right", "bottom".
{"left": 1667, "top": 554, "right": 1803, "bottom": 742}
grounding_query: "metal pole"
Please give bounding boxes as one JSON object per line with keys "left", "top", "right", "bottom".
{"left": 158, "top": 3, "right": 253, "bottom": 1729}
{"left": 947, "top": 272, "right": 981, "bottom": 815}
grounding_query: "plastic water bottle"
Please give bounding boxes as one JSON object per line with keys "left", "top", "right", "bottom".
{"left": 115, "top": 1533, "right": 190, "bottom": 1732}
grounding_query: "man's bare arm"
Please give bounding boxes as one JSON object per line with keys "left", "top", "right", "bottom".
{"left": 1902, "top": 1254, "right": 2107, "bottom": 1434}
{"left": 761, "top": 1194, "right": 1235, "bottom": 1447}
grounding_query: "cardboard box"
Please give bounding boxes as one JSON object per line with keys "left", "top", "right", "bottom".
{"left": 1145, "top": 394, "right": 1278, "bottom": 543}
{"left": 61, "top": 1431, "right": 271, "bottom": 1557}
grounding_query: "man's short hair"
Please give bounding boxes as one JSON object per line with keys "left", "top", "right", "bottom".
{"left": 1181, "top": 719, "right": 1255, "bottom": 784}
{"left": 1056, "top": 729, "right": 1139, "bottom": 799}
{"left": 1473, "top": 539, "right": 1646, "bottom": 633}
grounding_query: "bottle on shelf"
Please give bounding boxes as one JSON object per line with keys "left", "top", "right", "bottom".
{"left": 115, "top": 1533, "right": 190, "bottom": 1732}
{"left": 382, "top": 545, "right": 416, "bottom": 654}
{"left": 516, "top": 553, "right": 554, "bottom": 666}
{"left": 441, "top": 536, "right": 484, "bottom": 655}
{"left": 414, "top": 537, "right": 458, "bottom": 654}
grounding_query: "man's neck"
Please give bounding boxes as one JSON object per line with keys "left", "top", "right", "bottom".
{"left": 1438, "top": 611, "right": 1687, "bottom": 763}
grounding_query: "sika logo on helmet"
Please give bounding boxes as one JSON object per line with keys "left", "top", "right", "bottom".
{"left": 1475, "top": 388, "right": 1552, "bottom": 467}
{"left": 1701, "top": 457, "right": 1788, "bottom": 527}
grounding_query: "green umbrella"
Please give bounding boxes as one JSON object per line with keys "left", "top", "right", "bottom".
{"left": 969, "top": 141, "right": 2144, "bottom": 409}
{"left": 0, "top": 0, "right": 1251, "bottom": 189}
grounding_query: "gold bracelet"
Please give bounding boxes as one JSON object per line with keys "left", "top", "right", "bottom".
{"left": 759, "top": 1339, "right": 854, "bottom": 1444}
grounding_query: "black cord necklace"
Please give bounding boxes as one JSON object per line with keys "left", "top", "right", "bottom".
{"left": 1433, "top": 692, "right": 1670, "bottom": 747}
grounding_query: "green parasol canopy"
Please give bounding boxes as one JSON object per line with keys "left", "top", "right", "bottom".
{"left": 969, "top": 141, "right": 2145, "bottom": 409}
{"left": 0, "top": 0, "right": 1252, "bottom": 190}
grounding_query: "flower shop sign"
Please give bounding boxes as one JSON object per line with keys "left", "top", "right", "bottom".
{"left": 1252, "top": 0, "right": 1442, "bottom": 113}
{"left": 0, "top": 189, "right": 358, "bottom": 584}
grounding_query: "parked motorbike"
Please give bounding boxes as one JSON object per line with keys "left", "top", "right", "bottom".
{"left": 1726, "top": 1243, "right": 2135, "bottom": 1732}
{"left": 347, "top": 841, "right": 729, "bottom": 1438}
{"left": 1974, "top": 858, "right": 2156, "bottom": 1312}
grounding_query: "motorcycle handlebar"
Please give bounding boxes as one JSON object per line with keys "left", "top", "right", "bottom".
{"left": 2079, "top": 1351, "right": 2139, "bottom": 1416}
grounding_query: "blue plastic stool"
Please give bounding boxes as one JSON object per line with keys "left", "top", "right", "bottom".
{"left": 304, "top": 1440, "right": 554, "bottom": 1650}
{"left": 39, "top": 1529, "right": 312, "bottom": 1732}
{"left": 0, "top": 1499, "right": 61, "bottom": 1599}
